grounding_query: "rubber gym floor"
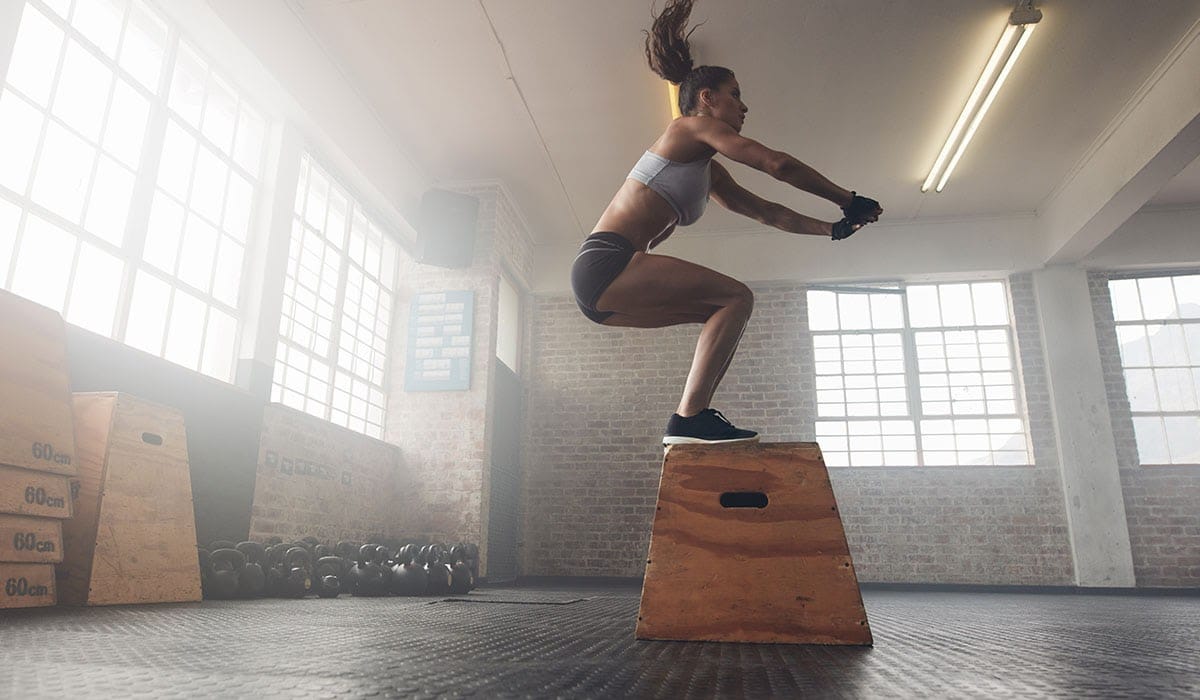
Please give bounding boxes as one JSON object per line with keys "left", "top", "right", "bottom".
{"left": 2, "top": 581, "right": 1198, "bottom": 698}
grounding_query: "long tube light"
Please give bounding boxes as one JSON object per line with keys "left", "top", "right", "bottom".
{"left": 667, "top": 81, "right": 682, "bottom": 120}
{"left": 922, "top": 2, "right": 1042, "bottom": 192}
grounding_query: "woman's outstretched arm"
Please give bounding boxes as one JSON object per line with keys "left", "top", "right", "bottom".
{"left": 692, "top": 116, "right": 855, "bottom": 207}
{"left": 709, "top": 161, "right": 833, "bottom": 237}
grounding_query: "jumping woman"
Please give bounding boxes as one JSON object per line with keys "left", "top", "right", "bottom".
{"left": 571, "top": 0, "right": 882, "bottom": 446}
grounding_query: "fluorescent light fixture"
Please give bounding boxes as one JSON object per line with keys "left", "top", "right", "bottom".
{"left": 922, "top": 1, "right": 1042, "bottom": 192}
{"left": 667, "top": 81, "right": 682, "bottom": 120}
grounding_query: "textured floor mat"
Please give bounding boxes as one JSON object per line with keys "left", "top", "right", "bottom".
{"left": 1, "top": 584, "right": 1197, "bottom": 698}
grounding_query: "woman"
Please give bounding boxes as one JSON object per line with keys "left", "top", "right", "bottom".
{"left": 571, "top": 0, "right": 881, "bottom": 446}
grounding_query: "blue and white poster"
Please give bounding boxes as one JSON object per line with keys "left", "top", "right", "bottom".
{"left": 404, "top": 290, "right": 474, "bottom": 392}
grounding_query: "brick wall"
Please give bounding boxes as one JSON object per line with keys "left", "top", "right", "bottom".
{"left": 522, "top": 274, "right": 1075, "bottom": 584}
{"left": 248, "top": 403, "right": 412, "bottom": 544}
{"left": 385, "top": 184, "right": 534, "bottom": 574}
{"left": 1089, "top": 270, "right": 1200, "bottom": 587}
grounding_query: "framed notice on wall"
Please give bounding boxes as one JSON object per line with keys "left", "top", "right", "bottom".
{"left": 405, "top": 290, "right": 474, "bottom": 391}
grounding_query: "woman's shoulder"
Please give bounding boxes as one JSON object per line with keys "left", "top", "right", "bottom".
{"left": 653, "top": 118, "right": 717, "bottom": 163}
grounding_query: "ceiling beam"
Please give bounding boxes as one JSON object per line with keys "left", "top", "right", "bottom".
{"left": 1038, "top": 18, "right": 1200, "bottom": 264}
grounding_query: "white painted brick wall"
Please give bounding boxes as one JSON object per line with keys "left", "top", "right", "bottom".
{"left": 521, "top": 274, "right": 1075, "bottom": 584}
{"left": 1089, "top": 270, "right": 1200, "bottom": 587}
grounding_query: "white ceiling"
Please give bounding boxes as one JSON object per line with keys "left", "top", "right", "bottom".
{"left": 277, "top": 0, "right": 1200, "bottom": 245}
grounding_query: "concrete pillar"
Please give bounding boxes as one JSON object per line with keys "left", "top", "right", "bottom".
{"left": 1033, "top": 266, "right": 1136, "bottom": 586}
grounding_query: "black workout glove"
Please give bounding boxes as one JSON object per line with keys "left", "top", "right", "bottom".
{"left": 841, "top": 192, "right": 882, "bottom": 226}
{"left": 831, "top": 218, "right": 861, "bottom": 241}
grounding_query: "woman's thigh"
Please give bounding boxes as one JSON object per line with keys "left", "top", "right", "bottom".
{"left": 595, "top": 252, "right": 749, "bottom": 328}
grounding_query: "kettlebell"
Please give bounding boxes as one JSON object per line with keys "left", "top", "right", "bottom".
{"left": 314, "top": 556, "right": 344, "bottom": 598}
{"left": 208, "top": 548, "right": 245, "bottom": 599}
{"left": 424, "top": 545, "right": 452, "bottom": 595}
{"left": 390, "top": 544, "right": 428, "bottom": 596}
{"left": 448, "top": 545, "right": 473, "bottom": 595}
{"left": 350, "top": 544, "right": 386, "bottom": 596}
{"left": 282, "top": 546, "right": 312, "bottom": 598}
{"left": 235, "top": 541, "right": 267, "bottom": 598}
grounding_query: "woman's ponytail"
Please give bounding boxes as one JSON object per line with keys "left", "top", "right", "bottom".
{"left": 644, "top": 0, "right": 699, "bottom": 84}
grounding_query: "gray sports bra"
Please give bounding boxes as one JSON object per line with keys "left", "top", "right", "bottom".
{"left": 627, "top": 150, "right": 711, "bottom": 226}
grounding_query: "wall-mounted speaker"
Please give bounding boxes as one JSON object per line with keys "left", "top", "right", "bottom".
{"left": 416, "top": 189, "right": 479, "bottom": 268}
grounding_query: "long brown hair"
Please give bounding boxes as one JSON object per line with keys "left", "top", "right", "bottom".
{"left": 644, "top": 0, "right": 734, "bottom": 116}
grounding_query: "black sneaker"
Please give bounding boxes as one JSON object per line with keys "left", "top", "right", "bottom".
{"left": 663, "top": 408, "right": 759, "bottom": 446}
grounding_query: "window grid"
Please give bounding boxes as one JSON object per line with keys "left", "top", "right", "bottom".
{"left": 810, "top": 281, "right": 1032, "bottom": 468}
{"left": 1, "top": 0, "right": 169, "bottom": 336}
{"left": 273, "top": 154, "right": 398, "bottom": 439}
{"left": 1107, "top": 274, "right": 1200, "bottom": 466}
{"left": 1, "top": 0, "right": 267, "bottom": 383}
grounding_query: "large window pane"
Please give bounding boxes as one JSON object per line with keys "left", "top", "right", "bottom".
{"left": 7, "top": 6, "right": 64, "bottom": 107}
{"left": 811, "top": 280, "right": 1029, "bottom": 468}
{"left": 65, "top": 242, "right": 122, "bottom": 335}
{"left": 0, "top": 90, "right": 44, "bottom": 194}
{"left": 52, "top": 40, "right": 112, "bottom": 142}
{"left": 1110, "top": 274, "right": 1200, "bottom": 465}
{"left": 31, "top": 120, "right": 95, "bottom": 222}
{"left": 73, "top": 0, "right": 126, "bottom": 59}
{"left": 274, "top": 154, "right": 396, "bottom": 439}
{"left": 163, "top": 288, "right": 205, "bottom": 368}
{"left": 84, "top": 155, "right": 134, "bottom": 246}
{"left": 11, "top": 213, "right": 76, "bottom": 310}
{"left": 120, "top": 2, "right": 168, "bottom": 92}
{"left": 103, "top": 79, "right": 150, "bottom": 168}
{"left": 125, "top": 270, "right": 170, "bottom": 354}
{"left": 2, "top": 1, "right": 263, "bottom": 390}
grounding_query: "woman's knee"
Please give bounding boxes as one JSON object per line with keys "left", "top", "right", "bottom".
{"left": 728, "top": 281, "right": 754, "bottom": 314}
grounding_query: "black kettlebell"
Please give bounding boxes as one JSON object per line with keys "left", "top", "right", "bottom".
{"left": 263, "top": 543, "right": 291, "bottom": 597}
{"left": 375, "top": 546, "right": 394, "bottom": 592}
{"left": 208, "top": 548, "right": 245, "bottom": 599}
{"left": 448, "top": 545, "right": 473, "bottom": 595}
{"left": 350, "top": 544, "right": 386, "bottom": 596}
{"left": 314, "top": 556, "right": 343, "bottom": 598}
{"left": 390, "top": 544, "right": 428, "bottom": 596}
{"left": 424, "top": 545, "right": 452, "bottom": 595}
{"left": 282, "top": 546, "right": 312, "bottom": 598}
{"left": 235, "top": 541, "right": 267, "bottom": 598}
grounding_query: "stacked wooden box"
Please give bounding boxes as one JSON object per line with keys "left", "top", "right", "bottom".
{"left": 59, "top": 392, "right": 202, "bottom": 605}
{"left": 0, "top": 290, "right": 77, "bottom": 609}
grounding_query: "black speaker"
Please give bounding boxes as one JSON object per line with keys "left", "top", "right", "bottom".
{"left": 416, "top": 189, "right": 479, "bottom": 268}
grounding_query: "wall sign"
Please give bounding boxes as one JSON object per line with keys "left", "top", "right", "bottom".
{"left": 404, "top": 290, "right": 474, "bottom": 391}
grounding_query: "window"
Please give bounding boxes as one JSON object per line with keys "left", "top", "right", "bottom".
{"left": 809, "top": 281, "right": 1031, "bottom": 467}
{"left": 0, "top": 0, "right": 266, "bottom": 381}
{"left": 496, "top": 272, "right": 520, "bottom": 373}
{"left": 273, "top": 153, "right": 398, "bottom": 439}
{"left": 1107, "top": 273, "right": 1200, "bottom": 465}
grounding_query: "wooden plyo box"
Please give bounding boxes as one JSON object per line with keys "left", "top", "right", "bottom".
{"left": 637, "top": 442, "right": 873, "bottom": 645}
{"left": 0, "top": 289, "right": 77, "bottom": 477}
{"left": 0, "top": 514, "right": 64, "bottom": 563}
{"left": 58, "top": 393, "right": 202, "bottom": 606}
{"left": 0, "top": 563, "right": 56, "bottom": 609}
{"left": 0, "top": 464, "right": 73, "bottom": 519}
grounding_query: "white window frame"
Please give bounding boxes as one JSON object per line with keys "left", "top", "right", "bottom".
{"left": 810, "top": 280, "right": 1034, "bottom": 468}
{"left": 1106, "top": 270, "right": 1200, "bottom": 467}
{"left": 272, "top": 151, "right": 398, "bottom": 439}
{"left": 0, "top": 0, "right": 268, "bottom": 383}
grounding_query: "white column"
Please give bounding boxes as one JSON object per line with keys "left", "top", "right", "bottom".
{"left": 1033, "top": 266, "right": 1136, "bottom": 587}
{"left": 234, "top": 122, "right": 300, "bottom": 398}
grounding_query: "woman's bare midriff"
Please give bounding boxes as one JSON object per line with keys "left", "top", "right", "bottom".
{"left": 592, "top": 179, "right": 682, "bottom": 252}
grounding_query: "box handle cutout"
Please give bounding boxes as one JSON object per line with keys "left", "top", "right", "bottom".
{"left": 720, "top": 491, "right": 768, "bottom": 508}
{"left": 141, "top": 432, "right": 163, "bottom": 446}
